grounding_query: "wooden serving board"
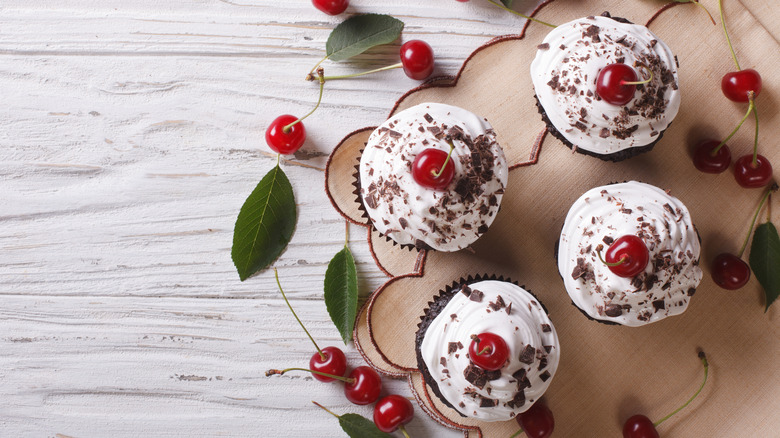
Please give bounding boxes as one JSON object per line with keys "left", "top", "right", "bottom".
{"left": 325, "top": 0, "right": 780, "bottom": 436}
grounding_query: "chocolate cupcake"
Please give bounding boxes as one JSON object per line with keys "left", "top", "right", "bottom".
{"left": 358, "top": 103, "right": 508, "bottom": 251}
{"left": 415, "top": 275, "right": 560, "bottom": 421}
{"left": 530, "top": 13, "right": 680, "bottom": 161}
{"left": 557, "top": 181, "right": 702, "bottom": 326}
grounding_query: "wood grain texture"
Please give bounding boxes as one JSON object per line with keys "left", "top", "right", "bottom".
{"left": 0, "top": 0, "right": 544, "bottom": 436}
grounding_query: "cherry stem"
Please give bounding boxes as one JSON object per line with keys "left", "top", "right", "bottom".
{"left": 738, "top": 184, "right": 778, "bottom": 258}
{"left": 751, "top": 101, "right": 759, "bottom": 166}
{"left": 691, "top": 0, "right": 716, "bottom": 25}
{"left": 508, "top": 429, "right": 524, "bottom": 438}
{"left": 274, "top": 268, "right": 324, "bottom": 360}
{"left": 344, "top": 220, "right": 349, "bottom": 248}
{"left": 267, "top": 367, "right": 354, "bottom": 384}
{"left": 718, "top": 0, "right": 741, "bottom": 70}
{"left": 712, "top": 93, "right": 754, "bottom": 155}
{"left": 485, "top": 0, "right": 556, "bottom": 28}
{"left": 433, "top": 140, "right": 456, "bottom": 179}
{"left": 306, "top": 55, "right": 329, "bottom": 81}
{"left": 312, "top": 401, "right": 340, "bottom": 418}
{"left": 399, "top": 425, "right": 411, "bottom": 438}
{"left": 653, "top": 351, "right": 709, "bottom": 427}
{"left": 284, "top": 68, "right": 325, "bottom": 133}
{"left": 596, "top": 247, "right": 628, "bottom": 267}
{"left": 621, "top": 64, "right": 653, "bottom": 86}
{"left": 477, "top": 345, "right": 493, "bottom": 356}
{"left": 319, "top": 63, "right": 403, "bottom": 81}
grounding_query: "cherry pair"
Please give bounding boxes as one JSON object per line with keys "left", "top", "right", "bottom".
{"left": 268, "top": 269, "right": 381, "bottom": 405}
{"left": 692, "top": 0, "right": 771, "bottom": 188}
{"left": 267, "top": 40, "right": 435, "bottom": 155}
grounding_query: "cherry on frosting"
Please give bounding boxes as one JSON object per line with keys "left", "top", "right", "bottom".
{"left": 596, "top": 63, "right": 639, "bottom": 106}
{"left": 468, "top": 332, "right": 509, "bottom": 371}
{"left": 411, "top": 147, "right": 455, "bottom": 190}
{"left": 599, "top": 235, "right": 650, "bottom": 278}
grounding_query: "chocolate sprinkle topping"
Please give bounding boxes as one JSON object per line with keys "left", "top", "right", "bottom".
{"left": 519, "top": 345, "right": 536, "bottom": 364}
{"left": 469, "top": 289, "right": 484, "bottom": 302}
{"left": 463, "top": 363, "right": 488, "bottom": 389}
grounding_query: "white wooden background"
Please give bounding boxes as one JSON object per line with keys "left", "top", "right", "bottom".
{"left": 0, "top": 1, "right": 546, "bottom": 436}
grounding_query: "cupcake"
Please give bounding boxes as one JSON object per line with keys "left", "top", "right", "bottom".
{"left": 415, "top": 276, "right": 560, "bottom": 421}
{"left": 530, "top": 13, "right": 681, "bottom": 161}
{"left": 358, "top": 103, "right": 508, "bottom": 251}
{"left": 557, "top": 181, "right": 702, "bottom": 326}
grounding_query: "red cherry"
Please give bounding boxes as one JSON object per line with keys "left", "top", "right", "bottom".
{"left": 400, "top": 40, "right": 435, "bottom": 80}
{"left": 344, "top": 366, "right": 382, "bottom": 405}
{"left": 596, "top": 63, "right": 639, "bottom": 106}
{"left": 721, "top": 69, "right": 762, "bottom": 103}
{"left": 311, "top": 0, "right": 348, "bottom": 15}
{"left": 266, "top": 114, "right": 306, "bottom": 155}
{"left": 623, "top": 414, "right": 659, "bottom": 438}
{"left": 373, "top": 395, "right": 415, "bottom": 433}
{"left": 411, "top": 148, "right": 456, "bottom": 190}
{"left": 711, "top": 253, "right": 751, "bottom": 290}
{"left": 604, "top": 235, "right": 650, "bottom": 278}
{"left": 468, "top": 333, "right": 509, "bottom": 371}
{"left": 734, "top": 154, "right": 773, "bottom": 188}
{"left": 692, "top": 139, "right": 731, "bottom": 174}
{"left": 309, "top": 346, "right": 347, "bottom": 383}
{"left": 517, "top": 400, "right": 555, "bottom": 438}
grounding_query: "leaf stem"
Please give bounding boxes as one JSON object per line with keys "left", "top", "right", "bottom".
{"left": 345, "top": 220, "right": 349, "bottom": 248}
{"left": 653, "top": 351, "right": 709, "bottom": 427}
{"left": 321, "top": 63, "right": 403, "bottom": 81}
{"left": 712, "top": 94, "right": 754, "bottom": 155}
{"left": 284, "top": 69, "right": 325, "bottom": 133}
{"left": 433, "top": 141, "right": 456, "bottom": 178}
{"left": 267, "top": 367, "right": 354, "bottom": 384}
{"left": 274, "top": 268, "right": 324, "bottom": 360}
{"left": 312, "top": 401, "right": 341, "bottom": 418}
{"left": 485, "top": 0, "right": 556, "bottom": 27}
{"left": 738, "top": 185, "right": 776, "bottom": 258}
{"left": 399, "top": 425, "right": 411, "bottom": 438}
{"left": 718, "top": 0, "right": 741, "bottom": 70}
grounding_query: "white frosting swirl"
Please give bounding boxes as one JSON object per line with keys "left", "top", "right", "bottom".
{"left": 558, "top": 181, "right": 702, "bottom": 326}
{"left": 420, "top": 281, "right": 560, "bottom": 421}
{"left": 359, "top": 103, "right": 508, "bottom": 252}
{"left": 530, "top": 15, "right": 681, "bottom": 155}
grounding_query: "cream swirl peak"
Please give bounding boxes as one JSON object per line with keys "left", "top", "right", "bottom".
{"left": 359, "top": 103, "right": 508, "bottom": 251}
{"left": 531, "top": 15, "right": 681, "bottom": 155}
{"left": 418, "top": 280, "right": 560, "bottom": 422}
{"left": 558, "top": 181, "right": 702, "bottom": 326}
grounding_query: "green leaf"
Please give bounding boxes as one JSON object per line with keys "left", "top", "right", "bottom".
{"left": 338, "top": 413, "right": 394, "bottom": 438}
{"left": 749, "top": 222, "right": 780, "bottom": 311}
{"left": 326, "top": 14, "right": 404, "bottom": 62}
{"left": 231, "top": 164, "right": 296, "bottom": 281}
{"left": 324, "top": 245, "right": 358, "bottom": 344}
{"left": 500, "top": 0, "right": 514, "bottom": 6}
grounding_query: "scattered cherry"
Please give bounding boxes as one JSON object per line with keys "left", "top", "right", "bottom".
{"left": 734, "top": 154, "right": 773, "bottom": 188}
{"left": 309, "top": 346, "right": 348, "bottom": 383}
{"left": 692, "top": 139, "right": 731, "bottom": 174}
{"left": 266, "top": 114, "right": 306, "bottom": 155}
{"left": 468, "top": 333, "right": 509, "bottom": 371}
{"left": 400, "top": 40, "right": 435, "bottom": 80}
{"left": 721, "top": 68, "right": 762, "bottom": 103}
{"left": 344, "top": 366, "right": 382, "bottom": 405}
{"left": 711, "top": 253, "right": 751, "bottom": 290}
{"left": 596, "top": 63, "right": 639, "bottom": 106}
{"left": 412, "top": 148, "right": 456, "bottom": 190}
{"left": 517, "top": 400, "right": 555, "bottom": 438}
{"left": 623, "top": 414, "right": 659, "bottom": 438}
{"left": 311, "top": 0, "right": 349, "bottom": 15}
{"left": 599, "top": 235, "right": 650, "bottom": 278}
{"left": 374, "top": 395, "right": 415, "bottom": 433}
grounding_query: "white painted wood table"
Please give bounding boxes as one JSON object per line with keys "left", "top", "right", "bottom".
{"left": 0, "top": 1, "right": 547, "bottom": 436}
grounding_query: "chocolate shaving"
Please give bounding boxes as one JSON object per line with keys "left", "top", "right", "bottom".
{"left": 519, "top": 345, "right": 535, "bottom": 364}
{"left": 463, "top": 363, "right": 488, "bottom": 389}
{"left": 469, "top": 289, "right": 484, "bottom": 302}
